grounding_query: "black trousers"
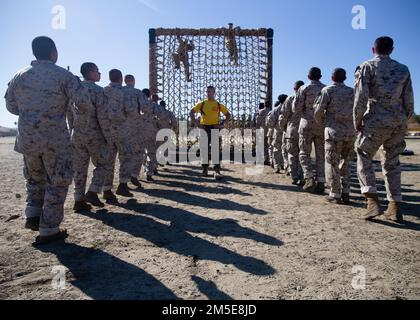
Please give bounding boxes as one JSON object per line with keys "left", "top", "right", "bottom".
{"left": 201, "top": 125, "right": 221, "bottom": 171}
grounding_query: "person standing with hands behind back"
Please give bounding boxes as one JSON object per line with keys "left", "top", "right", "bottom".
{"left": 190, "top": 86, "right": 231, "bottom": 180}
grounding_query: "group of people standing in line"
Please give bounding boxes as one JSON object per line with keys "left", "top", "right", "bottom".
{"left": 256, "top": 36, "right": 413, "bottom": 224}
{"left": 4, "top": 35, "right": 414, "bottom": 245}
{"left": 5, "top": 36, "right": 176, "bottom": 244}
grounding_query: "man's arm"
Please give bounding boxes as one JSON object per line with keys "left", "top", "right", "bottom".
{"left": 67, "top": 101, "right": 74, "bottom": 131}
{"left": 190, "top": 103, "right": 200, "bottom": 125}
{"left": 292, "top": 87, "right": 305, "bottom": 116}
{"left": 314, "top": 89, "right": 329, "bottom": 125}
{"left": 402, "top": 71, "right": 414, "bottom": 119}
{"left": 64, "top": 73, "right": 91, "bottom": 113}
{"left": 95, "top": 89, "right": 113, "bottom": 144}
{"left": 353, "top": 64, "right": 371, "bottom": 132}
{"left": 5, "top": 78, "right": 19, "bottom": 116}
{"left": 267, "top": 106, "right": 281, "bottom": 129}
{"left": 279, "top": 97, "right": 293, "bottom": 130}
{"left": 220, "top": 104, "right": 231, "bottom": 126}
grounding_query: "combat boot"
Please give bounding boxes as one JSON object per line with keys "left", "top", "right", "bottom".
{"left": 384, "top": 202, "right": 404, "bottom": 223}
{"left": 146, "top": 175, "right": 154, "bottom": 182}
{"left": 326, "top": 196, "right": 343, "bottom": 205}
{"left": 315, "top": 182, "right": 325, "bottom": 194}
{"left": 202, "top": 167, "right": 209, "bottom": 177}
{"left": 363, "top": 193, "right": 382, "bottom": 220}
{"left": 116, "top": 183, "right": 134, "bottom": 198}
{"left": 214, "top": 167, "right": 223, "bottom": 181}
{"left": 341, "top": 193, "right": 351, "bottom": 205}
{"left": 25, "top": 216, "right": 40, "bottom": 231}
{"left": 85, "top": 191, "right": 105, "bottom": 208}
{"left": 303, "top": 177, "right": 316, "bottom": 192}
{"left": 103, "top": 190, "right": 117, "bottom": 202}
{"left": 130, "top": 177, "right": 142, "bottom": 188}
{"left": 73, "top": 201, "right": 92, "bottom": 213}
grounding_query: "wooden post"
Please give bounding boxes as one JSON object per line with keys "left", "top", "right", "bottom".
{"left": 149, "top": 28, "right": 158, "bottom": 95}
{"left": 267, "top": 28, "right": 274, "bottom": 107}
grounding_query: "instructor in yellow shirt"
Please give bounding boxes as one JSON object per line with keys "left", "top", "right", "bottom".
{"left": 190, "top": 86, "right": 231, "bottom": 179}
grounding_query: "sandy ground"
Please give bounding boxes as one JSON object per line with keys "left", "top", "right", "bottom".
{"left": 0, "top": 136, "right": 419, "bottom": 300}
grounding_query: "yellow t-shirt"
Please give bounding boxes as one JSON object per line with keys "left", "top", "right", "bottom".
{"left": 192, "top": 100, "right": 228, "bottom": 126}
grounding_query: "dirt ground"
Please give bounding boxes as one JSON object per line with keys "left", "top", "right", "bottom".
{"left": 0, "top": 136, "right": 419, "bottom": 300}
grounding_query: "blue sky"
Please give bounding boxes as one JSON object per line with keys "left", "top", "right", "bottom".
{"left": 0, "top": 0, "right": 419, "bottom": 127}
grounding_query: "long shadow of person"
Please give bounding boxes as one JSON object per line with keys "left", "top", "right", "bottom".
{"left": 35, "top": 242, "right": 178, "bottom": 300}
{"left": 368, "top": 214, "right": 420, "bottom": 232}
{"left": 191, "top": 275, "right": 233, "bottom": 300}
{"left": 79, "top": 210, "right": 277, "bottom": 277}
{"left": 141, "top": 189, "right": 268, "bottom": 215}
{"left": 117, "top": 200, "right": 283, "bottom": 246}
{"left": 152, "top": 178, "right": 252, "bottom": 197}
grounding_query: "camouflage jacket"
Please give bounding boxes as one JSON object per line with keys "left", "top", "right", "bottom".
{"left": 354, "top": 55, "right": 414, "bottom": 130}
{"left": 293, "top": 80, "right": 326, "bottom": 134}
{"left": 5, "top": 60, "right": 91, "bottom": 154}
{"left": 314, "top": 83, "right": 356, "bottom": 140}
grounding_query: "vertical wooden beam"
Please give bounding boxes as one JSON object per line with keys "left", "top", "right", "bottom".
{"left": 267, "top": 28, "right": 274, "bottom": 107}
{"left": 149, "top": 28, "right": 158, "bottom": 95}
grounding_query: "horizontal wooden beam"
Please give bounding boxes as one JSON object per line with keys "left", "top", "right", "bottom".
{"left": 153, "top": 28, "right": 271, "bottom": 37}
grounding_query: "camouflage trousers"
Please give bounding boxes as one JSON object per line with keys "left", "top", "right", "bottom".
{"left": 23, "top": 149, "right": 73, "bottom": 236}
{"left": 267, "top": 134, "right": 274, "bottom": 164}
{"left": 272, "top": 129, "right": 284, "bottom": 170}
{"left": 285, "top": 131, "right": 301, "bottom": 181}
{"left": 131, "top": 140, "right": 146, "bottom": 179}
{"left": 299, "top": 129, "right": 325, "bottom": 183}
{"left": 103, "top": 139, "right": 135, "bottom": 190}
{"left": 282, "top": 133, "right": 289, "bottom": 173}
{"left": 72, "top": 140, "right": 112, "bottom": 201}
{"left": 355, "top": 125, "right": 406, "bottom": 202}
{"left": 325, "top": 137, "right": 355, "bottom": 199}
{"left": 143, "top": 135, "right": 158, "bottom": 177}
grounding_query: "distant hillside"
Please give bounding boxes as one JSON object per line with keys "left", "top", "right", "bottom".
{"left": 0, "top": 126, "right": 17, "bottom": 137}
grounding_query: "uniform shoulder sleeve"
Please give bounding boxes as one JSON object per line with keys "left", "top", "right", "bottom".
{"left": 63, "top": 72, "right": 91, "bottom": 113}
{"left": 4, "top": 75, "right": 20, "bottom": 116}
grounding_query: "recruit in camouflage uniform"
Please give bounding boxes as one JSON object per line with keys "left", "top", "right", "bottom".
{"left": 156, "top": 102, "right": 177, "bottom": 165}
{"left": 143, "top": 99, "right": 163, "bottom": 179}
{"left": 279, "top": 96, "right": 299, "bottom": 181}
{"left": 266, "top": 97, "right": 288, "bottom": 173}
{"left": 123, "top": 84, "right": 151, "bottom": 184}
{"left": 354, "top": 37, "right": 414, "bottom": 221}
{"left": 5, "top": 39, "right": 92, "bottom": 241}
{"left": 103, "top": 80, "right": 138, "bottom": 197}
{"left": 70, "top": 77, "right": 113, "bottom": 210}
{"left": 255, "top": 103, "right": 272, "bottom": 165}
{"left": 293, "top": 69, "right": 326, "bottom": 192}
{"left": 281, "top": 112, "right": 289, "bottom": 175}
{"left": 314, "top": 70, "right": 356, "bottom": 204}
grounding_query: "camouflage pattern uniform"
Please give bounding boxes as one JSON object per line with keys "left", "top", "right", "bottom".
{"left": 281, "top": 121, "right": 289, "bottom": 173}
{"left": 314, "top": 83, "right": 356, "bottom": 199}
{"left": 122, "top": 85, "right": 149, "bottom": 179}
{"left": 70, "top": 80, "right": 113, "bottom": 202}
{"left": 103, "top": 83, "right": 138, "bottom": 190}
{"left": 5, "top": 60, "right": 91, "bottom": 236}
{"left": 354, "top": 55, "right": 414, "bottom": 202}
{"left": 143, "top": 101, "right": 163, "bottom": 176}
{"left": 266, "top": 105, "right": 285, "bottom": 170}
{"left": 280, "top": 95, "right": 302, "bottom": 181}
{"left": 255, "top": 107, "right": 271, "bottom": 163}
{"left": 156, "top": 106, "right": 177, "bottom": 164}
{"left": 293, "top": 80, "right": 326, "bottom": 182}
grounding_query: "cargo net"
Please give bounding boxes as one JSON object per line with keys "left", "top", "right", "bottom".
{"left": 151, "top": 26, "right": 272, "bottom": 129}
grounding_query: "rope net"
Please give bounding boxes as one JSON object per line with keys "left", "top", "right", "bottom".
{"left": 150, "top": 26, "right": 273, "bottom": 129}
